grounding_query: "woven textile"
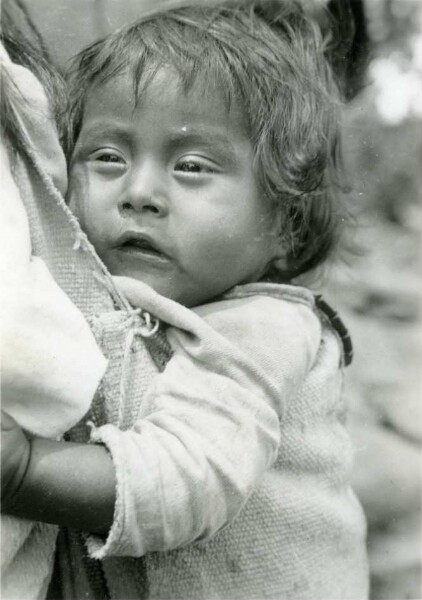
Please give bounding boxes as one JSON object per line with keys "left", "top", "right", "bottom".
{"left": 56, "top": 281, "right": 369, "bottom": 600}
{"left": 1, "top": 47, "right": 165, "bottom": 599}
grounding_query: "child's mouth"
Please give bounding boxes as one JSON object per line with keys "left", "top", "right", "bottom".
{"left": 120, "top": 238, "right": 161, "bottom": 256}
{"left": 115, "top": 234, "right": 170, "bottom": 264}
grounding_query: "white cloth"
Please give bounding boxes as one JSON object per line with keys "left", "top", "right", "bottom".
{"left": 83, "top": 278, "right": 369, "bottom": 599}
{"left": 0, "top": 47, "right": 107, "bottom": 599}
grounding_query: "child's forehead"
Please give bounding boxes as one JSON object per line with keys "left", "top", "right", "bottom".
{"left": 85, "top": 66, "right": 249, "bottom": 133}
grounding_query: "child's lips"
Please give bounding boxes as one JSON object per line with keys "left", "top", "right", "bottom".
{"left": 115, "top": 231, "right": 171, "bottom": 264}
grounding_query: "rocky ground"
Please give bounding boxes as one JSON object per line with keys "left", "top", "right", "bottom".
{"left": 322, "top": 97, "right": 421, "bottom": 599}
{"left": 325, "top": 226, "right": 421, "bottom": 599}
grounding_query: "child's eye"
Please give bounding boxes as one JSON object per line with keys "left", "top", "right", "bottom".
{"left": 89, "top": 149, "right": 126, "bottom": 173}
{"left": 92, "top": 151, "right": 125, "bottom": 164}
{"left": 174, "top": 158, "right": 215, "bottom": 175}
{"left": 97, "top": 154, "right": 122, "bottom": 163}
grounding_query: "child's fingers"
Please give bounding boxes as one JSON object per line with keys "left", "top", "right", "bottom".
{"left": 1, "top": 410, "right": 20, "bottom": 432}
{"left": 0, "top": 409, "right": 31, "bottom": 509}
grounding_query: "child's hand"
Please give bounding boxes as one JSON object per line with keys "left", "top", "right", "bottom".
{"left": 1, "top": 411, "right": 31, "bottom": 510}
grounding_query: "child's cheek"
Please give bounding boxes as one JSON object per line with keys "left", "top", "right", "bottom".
{"left": 67, "top": 163, "right": 90, "bottom": 219}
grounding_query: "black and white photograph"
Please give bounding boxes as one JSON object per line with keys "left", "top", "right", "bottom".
{"left": 1, "top": 1, "right": 421, "bottom": 599}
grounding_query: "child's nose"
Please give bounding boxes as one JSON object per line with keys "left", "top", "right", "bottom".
{"left": 118, "top": 195, "right": 168, "bottom": 218}
{"left": 119, "top": 164, "right": 168, "bottom": 217}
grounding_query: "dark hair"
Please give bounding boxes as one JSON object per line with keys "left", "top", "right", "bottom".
{"left": 1, "top": 2, "right": 69, "bottom": 155}
{"left": 68, "top": 0, "right": 347, "bottom": 280}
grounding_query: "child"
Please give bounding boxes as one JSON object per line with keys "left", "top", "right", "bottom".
{"left": 2, "top": 2, "right": 369, "bottom": 598}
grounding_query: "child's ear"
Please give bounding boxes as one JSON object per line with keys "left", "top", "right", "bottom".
{"left": 271, "top": 249, "right": 288, "bottom": 272}
{"left": 270, "top": 207, "right": 289, "bottom": 269}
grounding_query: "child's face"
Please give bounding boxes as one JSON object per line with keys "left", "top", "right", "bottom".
{"left": 68, "top": 68, "right": 283, "bottom": 307}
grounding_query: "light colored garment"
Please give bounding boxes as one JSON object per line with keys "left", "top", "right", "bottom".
{"left": 61, "top": 279, "right": 369, "bottom": 599}
{"left": 0, "top": 47, "right": 108, "bottom": 599}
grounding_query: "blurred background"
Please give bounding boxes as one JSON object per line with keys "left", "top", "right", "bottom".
{"left": 4, "top": 0, "right": 422, "bottom": 598}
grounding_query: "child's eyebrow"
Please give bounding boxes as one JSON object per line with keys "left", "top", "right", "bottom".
{"left": 79, "top": 121, "right": 244, "bottom": 163}
{"left": 166, "top": 129, "right": 238, "bottom": 160}
{"left": 79, "top": 121, "right": 133, "bottom": 143}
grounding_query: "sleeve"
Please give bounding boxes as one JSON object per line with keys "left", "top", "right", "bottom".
{"left": 87, "top": 280, "right": 321, "bottom": 559}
